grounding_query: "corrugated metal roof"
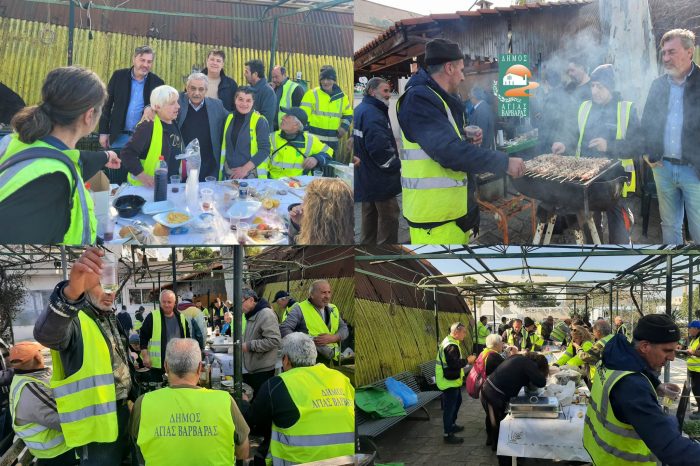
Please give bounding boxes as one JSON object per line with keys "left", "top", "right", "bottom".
{"left": 354, "top": 0, "right": 593, "bottom": 66}
{"left": 4, "top": 0, "right": 352, "bottom": 58}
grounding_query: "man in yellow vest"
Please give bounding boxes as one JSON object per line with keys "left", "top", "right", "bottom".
{"left": 396, "top": 38, "right": 526, "bottom": 244}
{"left": 523, "top": 317, "right": 544, "bottom": 351}
{"left": 280, "top": 280, "right": 348, "bottom": 366}
{"left": 263, "top": 107, "right": 333, "bottom": 179}
{"left": 271, "top": 66, "right": 305, "bottom": 131}
{"left": 436, "top": 322, "right": 468, "bottom": 444}
{"left": 273, "top": 290, "right": 297, "bottom": 322}
{"left": 8, "top": 341, "right": 76, "bottom": 465}
{"left": 300, "top": 66, "right": 352, "bottom": 153}
{"left": 139, "top": 289, "right": 191, "bottom": 383}
{"left": 683, "top": 320, "right": 700, "bottom": 419}
{"left": 583, "top": 314, "right": 700, "bottom": 465}
{"left": 551, "top": 64, "right": 642, "bottom": 243}
{"left": 577, "top": 319, "right": 613, "bottom": 382}
{"left": 502, "top": 319, "right": 529, "bottom": 351}
{"left": 615, "top": 315, "right": 631, "bottom": 341}
{"left": 247, "top": 332, "right": 354, "bottom": 465}
{"left": 131, "top": 338, "right": 250, "bottom": 465}
{"left": 473, "top": 316, "right": 491, "bottom": 355}
{"left": 34, "top": 247, "right": 137, "bottom": 465}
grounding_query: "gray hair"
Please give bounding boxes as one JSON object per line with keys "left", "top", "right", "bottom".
{"left": 160, "top": 289, "right": 176, "bottom": 302}
{"left": 309, "top": 279, "right": 330, "bottom": 295}
{"left": 281, "top": 332, "right": 317, "bottom": 367}
{"left": 286, "top": 115, "right": 304, "bottom": 132}
{"left": 485, "top": 333, "right": 502, "bottom": 349}
{"left": 594, "top": 320, "right": 612, "bottom": 336}
{"left": 164, "top": 338, "right": 201, "bottom": 377}
{"left": 134, "top": 45, "right": 155, "bottom": 58}
{"left": 186, "top": 72, "right": 209, "bottom": 88}
{"left": 363, "top": 77, "right": 387, "bottom": 97}
{"left": 661, "top": 28, "right": 696, "bottom": 50}
{"left": 150, "top": 85, "right": 179, "bottom": 109}
{"left": 450, "top": 322, "right": 466, "bottom": 334}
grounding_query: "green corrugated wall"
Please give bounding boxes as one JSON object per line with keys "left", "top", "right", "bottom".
{"left": 0, "top": 18, "right": 353, "bottom": 107}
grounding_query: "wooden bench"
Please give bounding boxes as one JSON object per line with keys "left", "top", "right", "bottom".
{"left": 356, "top": 371, "right": 442, "bottom": 457}
{"left": 0, "top": 437, "right": 33, "bottom": 466}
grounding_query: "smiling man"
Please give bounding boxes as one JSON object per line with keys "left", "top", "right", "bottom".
{"left": 99, "top": 45, "right": 164, "bottom": 150}
{"left": 176, "top": 72, "right": 228, "bottom": 180}
{"left": 279, "top": 280, "right": 348, "bottom": 366}
{"left": 583, "top": 314, "right": 700, "bottom": 465}
{"left": 642, "top": 29, "right": 700, "bottom": 245}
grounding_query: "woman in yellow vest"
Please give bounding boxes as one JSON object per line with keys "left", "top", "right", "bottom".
{"left": 0, "top": 66, "right": 120, "bottom": 245}
{"left": 219, "top": 87, "right": 270, "bottom": 180}
{"left": 263, "top": 106, "right": 333, "bottom": 179}
{"left": 121, "top": 85, "right": 184, "bottom": 187}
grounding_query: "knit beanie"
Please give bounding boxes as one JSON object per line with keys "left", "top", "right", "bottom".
{"left": 590, "top": 64, "right": 615, "bottom": 91}
{"left": 319, "top": 67, "right": 337, "bottom": 82}
{"left": 425, "top": 38, "right": 463, "bottom": 66}
{"left": 633, "top": 314, "right": 680, "bottom": 343}
{"left": 523, "top": 317, "right": 535, "bottom": 328}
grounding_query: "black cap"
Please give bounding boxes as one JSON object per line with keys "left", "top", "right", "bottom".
{"left": 633, "top": 314, "right": 680, "bottom": 343}
{"left": 425, "top": 38, "right": 463, "bottom": 66}
{"left": 279, "top": 106, "right": 308, "bottom": 127}
{"left": 523, "top": 317, "right": 535, "bottom": 328}
{"left": 274, "top": 290, "right": 290, "bottom": 302}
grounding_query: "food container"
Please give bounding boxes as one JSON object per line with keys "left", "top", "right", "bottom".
{"left": 113, "top": 195, "right": 146, "bottom": 218}
{"left": 509, "top": 396, "right": 560, "bottom": 418}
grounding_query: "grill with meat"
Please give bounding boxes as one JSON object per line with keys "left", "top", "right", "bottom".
{"left": 524, "top": 154, "right": 611, "bottom": 182}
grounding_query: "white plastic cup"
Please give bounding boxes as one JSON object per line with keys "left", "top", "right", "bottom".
{"left": 237, "top": 222, "right": 250, "bottom": 244}
{"left": 101, "top": 252, "right": 119, "bottom": 294}
{"left": 313, "top": 169, "right": 324, "bottom": 177}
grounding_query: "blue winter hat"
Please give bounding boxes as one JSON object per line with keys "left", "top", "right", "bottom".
{"left": 590, "top": 64, "right": 615, "bottom": 91}
{"left": 689, "top": 320, "right": 700, "bottom": 329}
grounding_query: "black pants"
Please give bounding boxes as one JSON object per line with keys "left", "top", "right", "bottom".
{"left": 243, "top": 369, "right": 276, "bottom": 400}
{"left": 480, "top": 382, "right": 511, "bottom": 466}
{"left": 442, "top": 386, "right": 462, "bottom": 435}
{"left": 690, "top": 370, "right": 700, "bottom": 409}
{"left": 37, "top": 449, "right": 79, "bottom": 466}
{"left": 78, "top": 401, "right": 130, "bottom": 466}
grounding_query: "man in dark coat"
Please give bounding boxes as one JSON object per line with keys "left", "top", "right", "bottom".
{"left": 201, "top": 49, "right": 238, "bottom": 112}
{"left": 0, "top": 82, "right": 25, "bottom": 125}
{"left": 468, "top": 85, "right": 496, "bottom": 150}
{"left": 641, "top": 28, "right": 700, "bottom": 244}
{"left": 354, "top": 77, "right": 401, "bottom": 244}
{"left": 98, "top": 45, "right": 164, "bottom": 150}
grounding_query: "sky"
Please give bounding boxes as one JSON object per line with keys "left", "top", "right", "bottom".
{"left": 368, "top": 0, "right": 514, "bottom": 15}
{"left": 404, "top": 245, "right": 686, "bottom": 297}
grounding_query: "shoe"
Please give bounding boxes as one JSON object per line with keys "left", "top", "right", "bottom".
{"left": 451, "top": 424, "right": 465, "bottom": 433}
{"left": 443, "top": 434, "right": 464, "bottom": 444}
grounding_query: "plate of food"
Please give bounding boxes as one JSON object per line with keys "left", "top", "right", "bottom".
{"left": 152, "top": 211, "right": 193, "bottom": 228}
{"left": 226, "top": 200, "right": 261, "bottom": 220}
{"left": 246, "top": 223, "right": 286, "bottom": 244}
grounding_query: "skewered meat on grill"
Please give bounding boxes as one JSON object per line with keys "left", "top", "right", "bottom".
{"left": 524, "top": 154, "right": 611, "bottom": 181}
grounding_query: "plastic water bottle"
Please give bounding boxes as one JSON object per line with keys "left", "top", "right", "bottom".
{"left": 185, "top": 168, "right": 199, "bottom": 213}
{"left": 211, "top": 360, "right": 222, "bottom": 389}
{"left": 154, "top": 156, "right": 168, "bottom": 202}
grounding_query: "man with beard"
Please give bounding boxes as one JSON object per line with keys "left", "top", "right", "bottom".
{"left": 354, "top": 77, "right": 401, "bottom": 244}
{"left": 34, "top": 247, "right": 138, "bottom": 465}
{"left": 280, "top": 280, "right": 348, "bottom": 365}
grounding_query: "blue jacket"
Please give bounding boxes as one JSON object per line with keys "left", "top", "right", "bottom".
{"left": 602, "top": 333, "right": 700, "bottom": 465}
{"left": 396, "top": 69, "right": 510, "bottom": 178}
{"left": 469, "top": 100, "right": 496, "bottom": 150}
{"left": 353, "top": 95, "right": 401, "bottom": 202}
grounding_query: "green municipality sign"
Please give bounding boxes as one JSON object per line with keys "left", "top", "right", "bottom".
{"left": 497, "top": 54, "right": 538, "bottom": 117}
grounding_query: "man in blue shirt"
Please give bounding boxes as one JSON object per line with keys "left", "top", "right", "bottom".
{"left": 642, "top": 29, "right": 700, "bottom": 244}
{"left": 99, "top": 45, "right": 164, "bottom": 150}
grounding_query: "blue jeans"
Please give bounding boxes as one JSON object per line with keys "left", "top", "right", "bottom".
{"left": 652, "top": 163, "right": 700, "bottom": 244}
{"left": 110, "top": 133, "right": 131, "bottom": 150}
{"left": 442, "top": 386, "right": 462, "bottom": 435}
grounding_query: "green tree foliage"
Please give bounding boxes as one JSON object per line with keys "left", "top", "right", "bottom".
{"left": 0, "top": 269, "right": 27, "bottom": 343}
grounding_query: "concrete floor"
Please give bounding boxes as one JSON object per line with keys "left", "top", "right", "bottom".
{"left": 366, "top": 358, "right": 693, "bottom": 466}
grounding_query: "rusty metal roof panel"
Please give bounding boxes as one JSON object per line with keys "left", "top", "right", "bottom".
{"left": 3, "top": 0, "right": 352, "bottom": 57}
